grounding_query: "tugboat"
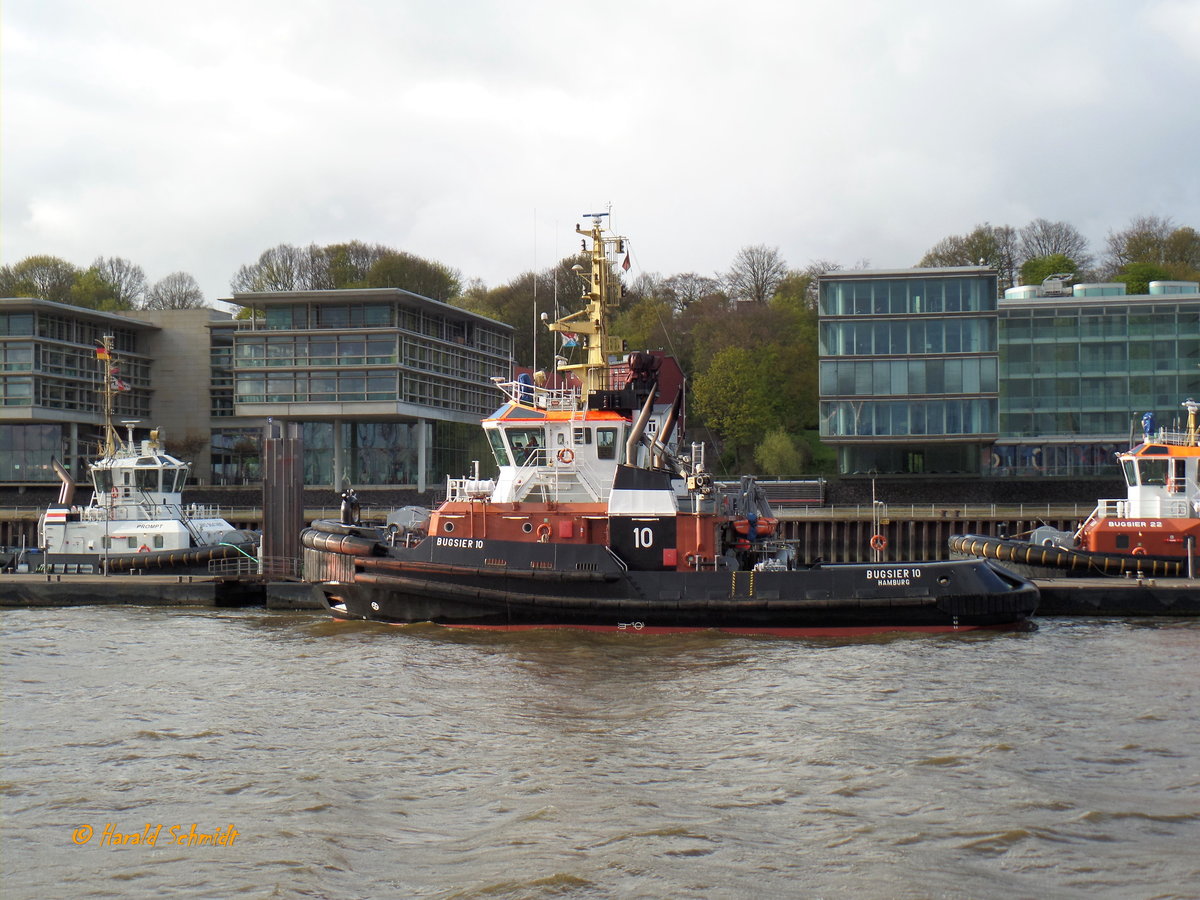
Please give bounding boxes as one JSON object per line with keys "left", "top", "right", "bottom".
{"left": 951, "top": 401, "right": 1200, "bottom": 579}
{"left": 36, "top": 335, "right": 257, "bottom": 575}
{"left": 303, "top": 215, "right": 1038, "bottom": 634}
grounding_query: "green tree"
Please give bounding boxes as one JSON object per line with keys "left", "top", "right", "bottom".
{"left": 754, "top": 427, "right": 808, "bottom": 476}
{"left": 767, "top": 285, "right": 820, "bottom": 431}
{"left": 367, "top": 251, "right": 461, "bottom": 300}
{"left": 692, "top": 345, "right": 776, "bottom": 471}
{"left": 324, "top": 241, "right": 388, "bottom": 288}
{"left": 611, "top": 294, "right": 675, "bottom": 357}
{"left": 1112, "top": 262, "right": 1171, "bottom": 296}
{"left": 0, "top": 255, "right": 80, "bottom": 303}
{"left": 1164, "top": 226, "right": 1200, "bottom": 281}
{"left": 1019, "top": 253, "right": 1078, "bottom": 287}
{"left": 69, "top": 268, "right": 128, "bottom": 310}
{"left": 1104, "top": 216, "right": 1200, "bottom": 282}
{"left": 231, "top": 241, "right": 462, "bottom": 299}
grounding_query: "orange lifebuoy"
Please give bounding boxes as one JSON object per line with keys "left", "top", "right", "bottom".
{"left": 1132, "top": 546, "right": 1147, "bottom": 556}
{"left": 111, "top": 488, "right": 119, "bottom": 499}
{"left": 536, "top": 523, "right": 551, "bottom": 541}
{"left": 557, "top": 448, "right": 575, "bottom": 464}
{"left": 138, "top": 544, "right": 150, "bottom": 553}
{"left": 870, "top": 534, "right": 887, "bottom": 551}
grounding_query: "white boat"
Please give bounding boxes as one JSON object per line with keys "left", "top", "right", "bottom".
{"left": 36, "top": 335, "right": 256, "bottom": 575}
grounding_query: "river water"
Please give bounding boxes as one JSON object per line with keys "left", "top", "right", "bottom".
{"left": 2, "top": 607, "right": 1198, "bottom": 900}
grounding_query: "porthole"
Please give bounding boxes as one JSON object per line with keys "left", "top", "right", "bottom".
{"left": 443, "top": 521, "right": 455, "bottom": 533}
{"left": 522, "top": 522, "right": 533, "bottom": 533}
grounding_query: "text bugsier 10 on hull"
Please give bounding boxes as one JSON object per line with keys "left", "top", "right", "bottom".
{"left": 302, "top": 215, "right": 1038, "bottom": 634}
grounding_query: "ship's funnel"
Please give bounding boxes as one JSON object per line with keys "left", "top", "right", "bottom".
{"left": 52, "top": 457, "right": 76, "bottom": 506}
{"left": 626, "top": 388, "right": 657, "bottom": 466}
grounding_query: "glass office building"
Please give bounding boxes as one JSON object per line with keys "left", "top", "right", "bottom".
{"left": 226, "top": 288, "right": 513, "bottom": 488}
{"left": 1, "top": 290, "right": 514, "bottom": 490}
{"left": 0, "top": 300, "right": 155, "bottom": 484}
{"left": 818, "top": 268, "right": 999, "bottom": 474}
{"left": 995, "top": 281, "right": 1200, "bottom": 476}
{"left": 820, "top": 270, "right": 1200, "bottom": 477}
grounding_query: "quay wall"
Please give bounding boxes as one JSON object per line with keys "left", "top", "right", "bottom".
{"left": 0, "top": 477, "right": 1119, "bottom": 564}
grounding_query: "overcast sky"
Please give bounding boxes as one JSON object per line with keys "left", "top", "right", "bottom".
{"left": 3, "top": 0, "right": 1199, "bottom": 305}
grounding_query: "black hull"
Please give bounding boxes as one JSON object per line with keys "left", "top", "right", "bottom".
{"left": 304, "top": 523, "right": 1039, "bottom": 634}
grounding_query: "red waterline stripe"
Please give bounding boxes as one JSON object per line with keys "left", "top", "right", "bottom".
{"left": 328, "top": 615, "right": 1025, "bottom": 636}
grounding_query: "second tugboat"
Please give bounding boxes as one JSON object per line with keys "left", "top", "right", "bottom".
{"left": 303, "top": 215, "right": 1038, "bottom": 634}
{"left": 951, "top": 401, "right": 1200, "bottom": 579}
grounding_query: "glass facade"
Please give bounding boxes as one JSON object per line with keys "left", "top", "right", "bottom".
{"left": 0, "top": 302, "right": 154, "bottom": 483}
{"left": 209, "top": 420, "right": 487, "bottom": 487}
{"left": 1, "top": 292, "right": 512, "bottom": 489}
{"left": 0, "top": 424, "right": 62, "bottom": 483}
{"left": 222, "top": 290, "right": 512, "bottom": 486}
{"left": 818, "top": 269, "right": 1000, "bottom": 474}
{"left": 231, "top": 295, "right": 511, "bottom": 418}
{"left": 994, "top": 297, "right": 1200, "bottom": 475}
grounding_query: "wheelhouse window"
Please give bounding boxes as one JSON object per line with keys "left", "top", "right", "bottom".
{"left": 486, "top": 429, "right": 509, "bottom": 467}
{"left": 1139, "top": 459, "right": 1168, "bottom": 486}
{"left": 506, "top": 428, "right": 546, "bottom": 466}
{"left": 597, "top": 427, "right": 618, "bottom": 460}
{"left": 135, "top": 461, "right": 160, "bottom": 491}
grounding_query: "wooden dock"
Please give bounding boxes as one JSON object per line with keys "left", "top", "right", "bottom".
{"left": 0, "top": 574, "right": 325, "bottom": 609}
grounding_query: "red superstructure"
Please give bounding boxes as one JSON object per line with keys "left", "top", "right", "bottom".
{"left": 1076, "top": 400, "right": 1200, "bottom": 559}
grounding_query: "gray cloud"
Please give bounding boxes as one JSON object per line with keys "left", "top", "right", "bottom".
{"left": 3, "top": 0, "right": 1198, "bottom": 303}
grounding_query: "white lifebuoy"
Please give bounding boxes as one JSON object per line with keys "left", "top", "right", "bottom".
{"left": 557, "top": 448, "right": 575, "bottom": 464}
{"left": 111, "top": 488, "right": 119, "bottom": 499}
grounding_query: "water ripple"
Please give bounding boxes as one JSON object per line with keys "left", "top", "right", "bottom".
{"left": 2, "top": 608, "right": 1198, "bottom": 898}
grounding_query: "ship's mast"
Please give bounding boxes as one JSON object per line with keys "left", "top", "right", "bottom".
{"left": 548, "top": 213, "right": 628, "bottom": 397}
{"left": 97, "top": 335, "right": 120, "bottom": 457}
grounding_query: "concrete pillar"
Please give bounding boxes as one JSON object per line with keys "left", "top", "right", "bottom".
{"left": 417, "top": 418, "right": 427, "bottom": 494}
{"left": 262, "top": 420, "right": 303, "bottom": 570}
{"left": 332, "top": 421, "right": 344, "bottom": 490}
{"left": 67, "top": 422, "right": 80, "bottom": 480}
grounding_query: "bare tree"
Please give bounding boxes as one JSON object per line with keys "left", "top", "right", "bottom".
{"left": 919, "top": 224, "right": 1018, "bottom": 289}
{"left": 1018, "top": 219, "right": 1092, "bottom": 270}
{"left": 230, "top": 240, "right": 452, "bottom": 295}
{"left": 231, "top": 244, "right": 311, "bottom": 292}
{"left": 661, "top": 272, "right": 725, "bottom": 311}
{"left": 91, "top": 256, "right": 147, "bottom": 307}
{"left": 1104, "top": 215, "right": 1175, "bottom": 274}
{"left": 145, "top": 272, "right": 205, "bottom": 309}
{"left": 726, "top": 245, "right": 787, "bottom": 303}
